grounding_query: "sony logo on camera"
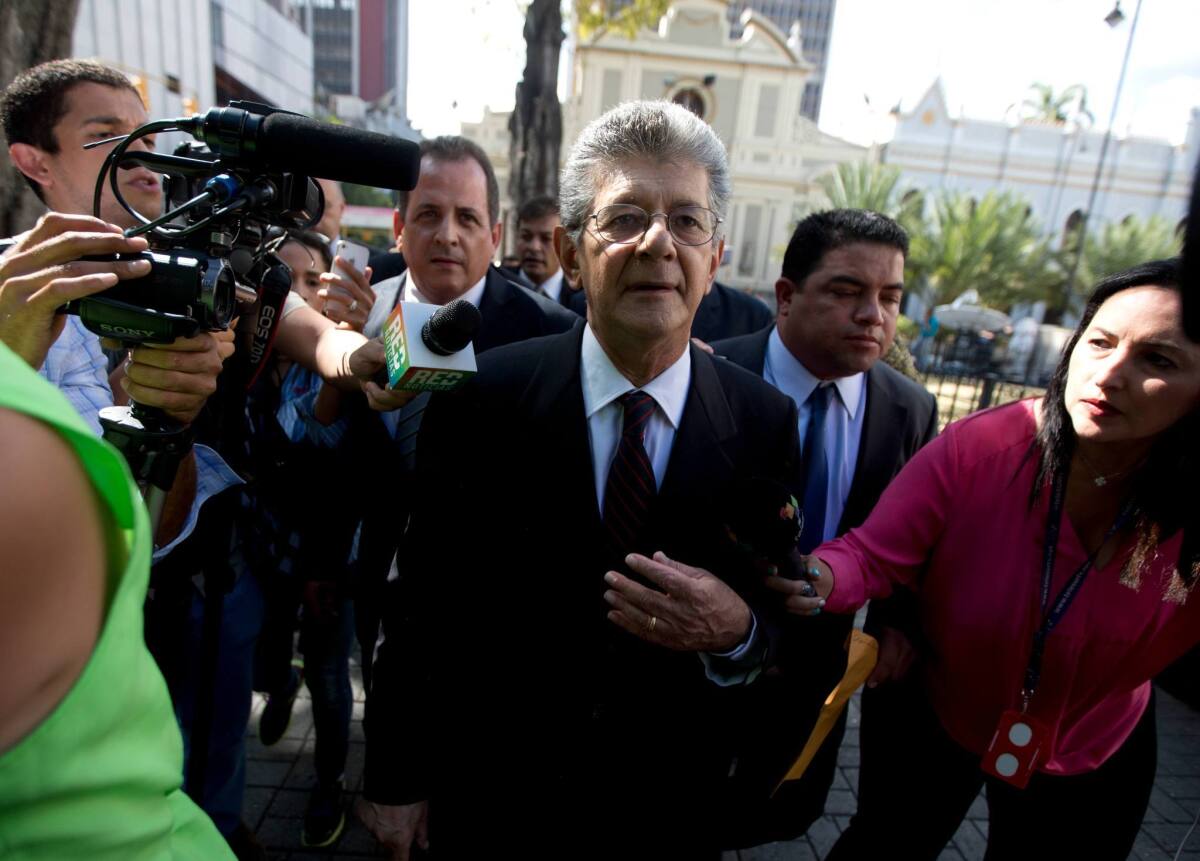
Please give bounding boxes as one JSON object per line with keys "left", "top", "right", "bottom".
{"left": 99, "top": 323, "right": 157, "bottom": 339}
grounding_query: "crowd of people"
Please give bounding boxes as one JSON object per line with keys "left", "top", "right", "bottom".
{"left": 0, "top": 56, "right": 1198, "bottom": 861}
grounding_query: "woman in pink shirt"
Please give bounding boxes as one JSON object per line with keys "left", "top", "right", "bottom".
{"left": 774, "top": 259, "right": 1200, "bottom": 859}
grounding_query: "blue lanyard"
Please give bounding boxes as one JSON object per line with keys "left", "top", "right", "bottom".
{"left": 1020, "top": 471, "right": 1133, "bottom": 711}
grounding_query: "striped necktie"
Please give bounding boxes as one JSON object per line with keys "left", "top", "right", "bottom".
{"left": 603, "top": 390, "right": 658, "bottom": 553}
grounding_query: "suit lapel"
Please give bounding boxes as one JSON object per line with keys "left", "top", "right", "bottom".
{"left": 839, "top": 364, "right": 909, "bottom": 534}
{"left": 659, "top": 345, "right": 739, "bottom": 503}
{"left": 364, "top": 271, "right": 406, "bottom": 339}
{"left": 518, "top": 325, "right": 601, "bottom": 525}
{"left": 477, "top": 268, "right": 518, "bottom": 352}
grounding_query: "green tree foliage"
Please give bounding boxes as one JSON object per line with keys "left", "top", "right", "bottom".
{"left": 907, "top": 192, "right": 1063, "bottom": 310}
{"left": 1022, "top": 82, "right": 1094, "bottom": 127}
{"left": 814, "top": 161, "right": 925, "bottom": 237}
{"left": 342, "top": 183, "right": 394, "bottom": 208}
{"left": 576, "top": 0, "right": 671, "bottom": 41}
{"left": 1074, "top": 214, "right": 1182, "bottom": 296}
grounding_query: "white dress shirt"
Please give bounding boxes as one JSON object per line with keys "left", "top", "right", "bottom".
{"left": 536, "top": 269, "right": 565, "bottom": 303}
{"left": 579, "top": 325, "right": 757, "bottom": 677}
{"left": 404, "top": 273, "right": 488, "bottom": 308}
{"left": 580, "top": 323, "right": 690, "bottom": 511}
{"left": 763, "top": 327, "right": 866, "bottom": 545}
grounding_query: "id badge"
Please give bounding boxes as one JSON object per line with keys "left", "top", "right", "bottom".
{"left": 981, "top": 709, "right": 1049, "bottom": 789}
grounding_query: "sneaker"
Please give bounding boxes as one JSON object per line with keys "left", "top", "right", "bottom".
{"left": 301, "top": 779, "right": 346, "bottom": 848}
{"left": 258, "top": 662, "right": 303, "bottom": 746}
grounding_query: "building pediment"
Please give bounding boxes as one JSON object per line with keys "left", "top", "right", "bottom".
{"left": 586, "top": 0, "right": 803, "bottom": 68}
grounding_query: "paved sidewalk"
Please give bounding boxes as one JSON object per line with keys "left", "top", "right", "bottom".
{"left": 244, "top": 657, "right": 1200, "bottom": 860}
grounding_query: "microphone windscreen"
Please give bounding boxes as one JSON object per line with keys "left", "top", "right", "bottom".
{"left": 258, "top": 113, "right": 421, "bottom": 190}
{"left": 421, "top": 299, "right": 482, "bottom": 356}
{"left": 722, "top": 476, "right": 803, "bottom": 562}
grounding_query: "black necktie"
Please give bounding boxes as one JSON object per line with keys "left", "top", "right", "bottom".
{"left": 799, "top": 384, "right": 833, "bottom": 553}
{"left": 603, "top": 391, "right": 658, "bottom": 553}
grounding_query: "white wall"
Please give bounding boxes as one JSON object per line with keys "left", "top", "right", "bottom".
{"left": 211, "top": 0, "right": 314, "bottom": 113}
{"left": 885, "top": 81, "right": 1197, "bottom": 237}
{"left": 74, "top": 0, "right": 216, "bottom": 118}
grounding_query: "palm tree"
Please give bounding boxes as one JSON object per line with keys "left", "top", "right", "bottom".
{"left": 1022, "top": 82, "right": 1094, "bottom": 127}
{"left": 813, "top": 161, "right": 926, "bottom": 238}
{"left": 907, "top": 191, "right": 1063, "bottom": 310}
{"left": 576, "top": 0, "right": 671, "bottom": 41}
{"left": 1073, "top": 215, "right": 1182, "bottom": 297}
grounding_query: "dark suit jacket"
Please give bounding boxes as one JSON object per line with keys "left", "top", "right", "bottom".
{"left": 692, "top": 281, "right": 774, "bottom": 344}
{"left": 348, "top": 267, "right": 580, "bottom": 666}
{"left": 710, "top": 325, "right": 938, "bottom": 845}
{"left": 367, "top": 249, "right": 407, "bottom": 285}
{"left": 363, "top": 327, "right": 845, "bottom": 857}
{"left": 566, "top": 280, "right": 773, "bottom": 342}
{"left": 712, "top": 326, "right": 938, "bottom": 537}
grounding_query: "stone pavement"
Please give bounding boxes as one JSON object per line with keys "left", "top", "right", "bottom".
{"left": 244, "top": 656, "right": 1200, "bottom": 861}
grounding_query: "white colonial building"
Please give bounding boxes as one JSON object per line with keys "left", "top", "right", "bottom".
{"left": 463, "top": 0, "right": 866, "bottom": 297}
{"left": 884, "top": 79, "right": 1199, "bottom": 240}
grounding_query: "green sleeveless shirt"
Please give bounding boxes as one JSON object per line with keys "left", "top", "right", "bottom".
{"left": 0, "top": 340, "right": 232, "bottom": 860}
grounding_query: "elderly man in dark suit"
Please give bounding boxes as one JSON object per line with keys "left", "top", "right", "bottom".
{"left": 357, "top": 101, "right": 843, "bottom": 860}
{"left": 712, "top": 209, "right": 938, "bottom": 848}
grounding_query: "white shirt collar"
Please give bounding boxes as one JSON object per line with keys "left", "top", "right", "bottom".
{"left": 403, "top": 272, "right": 487, "bottom": 308}
{"left": 766, "top": 327, "right": 864, "bottom": 419}
{"left": 580, "top": 324, "right": 690, "bottom": 428}
{"left": 537, "top": 268, "right": 565, "bottom": 303}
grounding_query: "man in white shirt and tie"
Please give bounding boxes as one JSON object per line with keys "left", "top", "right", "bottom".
{"left": 515, "top": 195, "right": 578, "bottom": 309}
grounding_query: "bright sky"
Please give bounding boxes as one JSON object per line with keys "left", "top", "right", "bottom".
{"left": 407, "top": 0, "right": 1200, "bottom": 146}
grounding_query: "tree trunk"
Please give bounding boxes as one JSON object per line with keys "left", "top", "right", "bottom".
{"left": 0, "top": 0, "right": 80, "bottom": 238}
{"left": 507, "top": 0, "right": 563, "bottom": 215}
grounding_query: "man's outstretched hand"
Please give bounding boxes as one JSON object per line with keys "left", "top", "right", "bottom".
{"left": 0, "top": 213, "right": 150, "bottom": 369}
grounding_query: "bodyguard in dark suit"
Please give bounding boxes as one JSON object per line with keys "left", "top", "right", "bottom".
{"left": 348, "top": 137, "right": 576, "bottom": 691}
{"left": 567, "top": 278, "right": 773, "bottom": 341}
{"left": 513, "top": 195, "right": 585, "bottom": 311}
{"left": 714, "top": 209, "right": 938, "bottom": 848}
{"left": 358, "top": 101, "right": 843, "bottom": 860}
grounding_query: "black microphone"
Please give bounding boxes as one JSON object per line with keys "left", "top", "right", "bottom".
{"left": 184, "top": 105, "right": 421, "bottom": 190}
{"left": 422, "top": 299, "right": 482, "bottom": 356}
{"left": 721, "top": 476, "right": 808, "bottom": 579}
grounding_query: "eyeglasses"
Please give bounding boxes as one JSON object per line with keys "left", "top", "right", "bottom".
{"left": 585, "top": 203, "right": 722, "bottom": 246}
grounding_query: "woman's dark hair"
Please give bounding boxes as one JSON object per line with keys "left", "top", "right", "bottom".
{"left": 284, "top": 230, "right": 333, "bottom": 271}
{"left": 1034, "top": 257, "right": 1199, "bottom": 598}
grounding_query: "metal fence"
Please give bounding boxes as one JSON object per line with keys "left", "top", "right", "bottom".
{"left": 922, "top": 371, "right": 1043, "bottom": 429}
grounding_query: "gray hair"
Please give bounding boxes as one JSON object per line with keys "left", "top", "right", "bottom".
{"left": 559, "top": 100, "right": 730, "bottom": 241}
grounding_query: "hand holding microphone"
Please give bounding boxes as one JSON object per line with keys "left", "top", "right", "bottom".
{"left": 718, "top": 476, "right": 832, "bottom": 616}
{"left": 765, "top": 555, "right": 833, "bottom": 617}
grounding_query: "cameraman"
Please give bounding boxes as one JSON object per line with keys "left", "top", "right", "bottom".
{"left": 1, "top": 60, "right": 393, "bottom": 860}
{"left": 0, "top": 59, "right": 268, "bottom": 858}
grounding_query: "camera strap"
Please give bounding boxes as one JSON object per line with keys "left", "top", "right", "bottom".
{"left": 1020, "top": 471, "right": 1133, "bottom": 711}
{"left": 242, "top": 254, "right": 292, "bottom": 390}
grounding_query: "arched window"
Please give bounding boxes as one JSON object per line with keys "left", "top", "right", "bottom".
{"left": 672, "top": 88, "right": 706, "bottom": 120}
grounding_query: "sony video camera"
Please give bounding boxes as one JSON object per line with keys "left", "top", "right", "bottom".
{"left": 63, "top": 101, "right": 419, "bottom": 347}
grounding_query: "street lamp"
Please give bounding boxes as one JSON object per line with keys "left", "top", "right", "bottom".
{"left": 1063, "top": 0, "right": 1144, "bottom": 301}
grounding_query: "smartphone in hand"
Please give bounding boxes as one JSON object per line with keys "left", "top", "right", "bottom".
{"left": 332, "top": 239, "right": 370, "bottom": 274}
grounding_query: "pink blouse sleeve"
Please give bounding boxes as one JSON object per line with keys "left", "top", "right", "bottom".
{"left": 819, "top": 419, "right": 962, "bottom": 613}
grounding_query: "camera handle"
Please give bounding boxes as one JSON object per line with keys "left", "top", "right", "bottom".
{"left": 99, "top": 402, "right": 195, "bottom": 533}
